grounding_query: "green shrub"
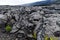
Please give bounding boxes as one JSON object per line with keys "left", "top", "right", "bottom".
{"left": 5, "top": 25, "right": 12, "bottom": 32}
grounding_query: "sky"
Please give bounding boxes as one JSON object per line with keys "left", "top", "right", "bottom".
{"left": 0, "top": 0, "right": 46, "bottom": 5}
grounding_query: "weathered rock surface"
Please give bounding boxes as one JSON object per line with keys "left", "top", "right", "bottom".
{"left": 0, "top": 4, "right": 60, "bottom": 40}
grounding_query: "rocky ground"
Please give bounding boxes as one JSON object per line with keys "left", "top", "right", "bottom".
{"left": 0, "top": 4, "right": 60, "bottom": 40}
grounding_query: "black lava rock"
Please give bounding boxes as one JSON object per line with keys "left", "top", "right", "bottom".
{"left": 54, "top": 31, "right": 60, "bottom": 37}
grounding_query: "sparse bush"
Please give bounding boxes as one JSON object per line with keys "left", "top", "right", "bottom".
{"left": 5, "top": 25, "right": 12, "bottom": 32}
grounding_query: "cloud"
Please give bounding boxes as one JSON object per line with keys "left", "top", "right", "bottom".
{"left": 0, "top": 0, "right": 20, "bottom": 5}
{"left": 0, "top": 0, "right": 46, "bottom": 5}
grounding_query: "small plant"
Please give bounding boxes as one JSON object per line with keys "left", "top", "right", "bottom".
{"left": 44, "top": 35, "right": 58, "bottom": 40}
{"left": 5, "top": 25, "right": 12, "bottom": 32}
{"left": 33, "top": 32, "right": 37, "bottom": 39}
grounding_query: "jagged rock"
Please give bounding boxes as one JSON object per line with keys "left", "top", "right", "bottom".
{"left": 16, "top": 23, "right": 21, "bottom": 29}
{"left": 10, "top": 19, "right": 16, "bottom": 24}
{"left": 14, "top": 14, "right": 19, "bottom": 21}
{"left": 0, "top": 20, "right": 6, "bottom": 28}
{"left": 56, "top": 21, "right": 60, "bottom": 27}
{"left": 0, "top": 14, "right": 7, "bottom": 20}
{"left": 29, "top": 12, "right": 42, "bottom": 25}
{"left": 55, "top": 5, "right": 60, "bottom": 10}
{"left": 54, "top": 31, "right": 60, "bottom": 37}
{"left": 0, "top": 4, "right": 60, "bottom": 40}
{"left": 16, "top": 33, "right": 27, "bottom": 40}
{"left": 10, "top": 25, "right": 18, "bottom": 33}
{"left": 25, "top": 7, "right": 31, "bottom": 11}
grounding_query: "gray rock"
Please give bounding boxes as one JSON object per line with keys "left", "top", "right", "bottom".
{"left": 0, "top": 4, "right": 60, "bottom": 40}
{"left": 16, "top": 23, "right": 21, "bottom": 29}
{"left": 56, "top": 21, "right": 60, "bottom": 27}
{"left": 29, "top": 12, "right": 42, "bottom": 24}
{"left": 25, "top": 7, "right": 31, "bottom": 11}
{"left": 10, "top": 19, "right": 16, "bottom": 24}
{"left": 0, "top": 20, "right": 6, "bottom": 27}
{"left": 0, "top": 14, "right": 7, "bottom": 20}
{"left": 30, "top": 12, "right": 42, "bottom": 19}
{"left": 14, "top": 14, "right": 19, "bottom": 21}
{"left": 10, "top": 25, "right": 18, "bottom": 33}
{"left": 55, "top": 5, "right": 60, "bottom": 10}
